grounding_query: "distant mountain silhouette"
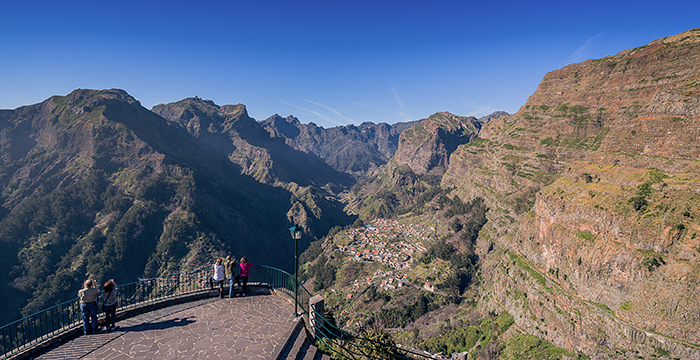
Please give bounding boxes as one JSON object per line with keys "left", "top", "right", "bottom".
{"left": 260, "top": 114, "right": 417, "bottom": 176}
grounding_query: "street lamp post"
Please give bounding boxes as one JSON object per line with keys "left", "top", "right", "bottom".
{"left": 289, "top": 224, "right": 303, "bottom": 317}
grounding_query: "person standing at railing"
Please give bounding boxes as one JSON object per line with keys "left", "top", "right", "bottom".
{"left": 235, "top": 257, "right": 253, "bottom": 296}
{"left": 225, "top": 255, "right": 237, "bottom": 298}
{"left": 78, "top": 279, "right": 100, "bottom": 335}
{"left": 211, "top": 258, "right": 226, "bottom": 298}
{"left": 102, "top": 279, "right": 119, "bottom": 331}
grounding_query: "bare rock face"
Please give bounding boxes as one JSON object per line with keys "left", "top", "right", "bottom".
{"left": 648, "top": 90, "right": 700, "bottom": 118}
{"left": 393, "top": 112, "right": 481, "bottom": 175}
{"left": 444, "top": 28, "right": 700, "bottom": 358}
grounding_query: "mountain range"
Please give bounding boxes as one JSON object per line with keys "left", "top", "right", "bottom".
{"left": 0, "top": 27, "right": 698, "bottom": 359}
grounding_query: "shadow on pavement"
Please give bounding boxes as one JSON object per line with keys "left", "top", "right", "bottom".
{"left": 117, "top": 317, "right": 196, "bottom": 332}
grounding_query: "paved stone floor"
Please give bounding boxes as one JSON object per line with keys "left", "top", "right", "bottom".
{"left": 31, "top": 288, "right": 296, "bottom": 359}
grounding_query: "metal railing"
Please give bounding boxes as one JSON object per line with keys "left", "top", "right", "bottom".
{"left": 253, "top": 266, "right": 437, "bottom": 360}
{"left": 0, "top": 266, "right": 213, "bottom": 359}
{"left": 250, "top": 265, "right": 312, "bottom": 316}
{"left": 311, "top": 316, "right": 438, "bottom": 360}
{"left": 1, "top": 264, "right": 437, "bottom": 360}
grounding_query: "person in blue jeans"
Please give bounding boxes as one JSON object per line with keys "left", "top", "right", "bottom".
{"left": 78, "top": 279, "right": 100, "bottom": 335}
{"left": 224, "top": 255, "right": 237, "bottom": 298}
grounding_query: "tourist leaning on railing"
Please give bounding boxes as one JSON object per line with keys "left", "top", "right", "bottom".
{"left": 77, "top": 279, "right": 100, "bottom": 335}
{"left": 225, "top": 255, "right": 237, "bottom": 298}
{"left": 211, "top": 258, "right": 226, "bottom": 298}
{"left": 102, "top": 279, "right": 119, "bottom": 331}
{"left": 235, "top": 257, "right": 253, "bottom": 296}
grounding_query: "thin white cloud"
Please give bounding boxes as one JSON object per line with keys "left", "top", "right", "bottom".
{"left": 350, "top": 101, "right": 373, "bottom": 109}
{"left": 387, "top": 78, "right": 412, "bottom": 121}
{"left": 279, "top": 100, "right": 345, "bottom": 127}
{"left": 301, "top": 98, "right": 354, "bottom": 123}
{"left": 390, "top": 86, "right": 405, "bottom": 108}
{"left": 566, "top": 31, "right": 605, "bottom": 65}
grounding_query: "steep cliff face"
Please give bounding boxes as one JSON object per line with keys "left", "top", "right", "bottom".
{"left": 487, "top": 28, "right": 700, "bottom": 163}
{"left": 444, "top": 29, "right": 700, "bottom": 358}
{"left": 393, "top": 112, "right": 481, "bottom": 175}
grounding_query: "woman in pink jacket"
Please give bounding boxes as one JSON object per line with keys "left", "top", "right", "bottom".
{"left": 235, "top": 257, "right": 253, "bottom": 296}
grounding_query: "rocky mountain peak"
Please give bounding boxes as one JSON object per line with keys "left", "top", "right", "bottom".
{"left": 478, "top": 111, "right": 510, "bottom": 123}
{"left": 527, "top": 28, "right": 700, "bottom": 112}
{"left": 424, "top": 111, "right": 478, "bottom": 133}
{"left": 64, "top": 88, "right": 139, "bottom": 105}
{"left": 393, "top": 111, "right": 480, "bottom": 175}
{"left": 44, "top": 88, "right": 142, "bottom": 119}
{"left": 261, "top": 114, "right": 302, "bottom": 140}
{"left": 152, "top": 97, "right": 257, "bottom": 139}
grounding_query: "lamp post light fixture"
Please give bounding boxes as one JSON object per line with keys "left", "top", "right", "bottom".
{"left": 289, "top": 223, "right": 303, "bottom": 317}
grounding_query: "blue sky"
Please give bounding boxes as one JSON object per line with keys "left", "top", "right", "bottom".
{"left": 1, "top": 0, "right": 698, "bottom": 128}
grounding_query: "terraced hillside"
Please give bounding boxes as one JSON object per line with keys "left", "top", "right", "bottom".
{"left": 442, "top": 28, "right": 700, "bottom": 358}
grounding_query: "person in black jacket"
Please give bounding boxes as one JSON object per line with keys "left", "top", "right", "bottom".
{"left": 102, "top": 279, "right": 119, "bottom": 331}
{"left": 224, "top": 255, "right": 237, "bottom": 298}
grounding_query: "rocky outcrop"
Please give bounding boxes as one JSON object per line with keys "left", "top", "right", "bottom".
{"left": 346, "top": 111, "right": 502, "bottom": 220}
{"left": 393, "top": 112, "right": 481, "bottom": 175}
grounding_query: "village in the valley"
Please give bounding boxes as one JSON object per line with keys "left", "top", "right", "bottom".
{"left": 333, "top": 218, "right": 441, "bottom": 294}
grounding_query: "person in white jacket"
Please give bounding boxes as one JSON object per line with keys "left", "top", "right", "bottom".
{"left": 212, "top": 258, "right": 226, "bottom": 298}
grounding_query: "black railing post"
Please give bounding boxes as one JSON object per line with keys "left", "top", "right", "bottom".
{"left": 294, "top": 236, "right": 299, "bottom": 317}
